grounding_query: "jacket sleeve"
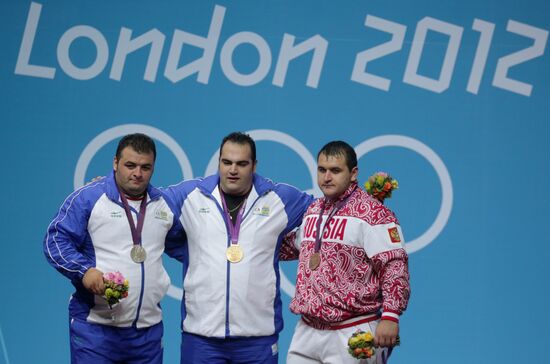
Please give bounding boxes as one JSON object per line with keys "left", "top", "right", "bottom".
{"left": 165, "top": 223, "right": 187, "bottom": 263}
{"left": 371, "top": 248, "right": 411, "bottom": 322}
{"left": 161, "top": 182, "right": 194, "bottom": 263}
{"left": 277, "top": 186, "right": 312, "bottom": 260}
{"left": 279, "top": 228, "right": 300, "bottom": 261}
{"left": 43, "top": 188, "right": 95, "bottom": 282}
{"left": 162, "top": 189, "right": 188, "bottom": 263}
{"left": 362, "top": 217, "right": 410, "bottom": 322}
{"left": 279, "top": 185, "right": 314, "bottom": 234}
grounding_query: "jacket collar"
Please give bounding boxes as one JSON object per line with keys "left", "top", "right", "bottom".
{"left": 198, "top": 173, "right": 274, "bottom": 212}
{"left": 323, "top": 181, "right": 359, "bottom": 207}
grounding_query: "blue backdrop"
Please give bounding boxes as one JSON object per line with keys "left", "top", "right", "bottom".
{"left": 2, "top": 1, "right": 549, "bottom": 363}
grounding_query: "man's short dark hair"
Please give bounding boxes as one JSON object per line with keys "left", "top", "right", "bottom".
{"left": 116, "top": 133, "right": 157, "bottom": 160}
{"left": 220, "top": 132, "right": 257, "bottom": 162}
{"left": 317, "top": 141, "right": 357, "bottom": 171}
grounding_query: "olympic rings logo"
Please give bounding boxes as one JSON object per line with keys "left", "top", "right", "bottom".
{"left": 74, "top": 124, "right": 453, "bottom": 299}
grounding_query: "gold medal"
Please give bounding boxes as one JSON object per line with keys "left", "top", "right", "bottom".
{"left": 130, "top": 245, "right": 147, "bottom": 263}
{"left": 309, "top": 252, "right": 320, "bottom": 270}
{"left": 226, "top": 244, "right": 244, "bottom": 263}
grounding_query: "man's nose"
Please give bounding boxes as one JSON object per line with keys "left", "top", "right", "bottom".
{"left": 229, "top": 164, "right": 238, "bottom": 173}
{"left": 134, "top": 168, "right": 143, "bottom": 178}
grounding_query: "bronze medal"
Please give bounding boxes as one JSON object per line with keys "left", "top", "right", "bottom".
{"left": 226, "top": 244, "right": 244, "bottom": 263}
{"left": 309, "top": 252, "right": 320, "bottom": 270}
{"left": 130, "top": 245, "right": 147, "bottom": 263}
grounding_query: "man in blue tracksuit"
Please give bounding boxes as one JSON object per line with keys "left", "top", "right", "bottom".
{"left": 44, "top": 133, "right": 183, "bottom": 364}
{"left": 164, "top": 132, "right": 313, "bottom": 363}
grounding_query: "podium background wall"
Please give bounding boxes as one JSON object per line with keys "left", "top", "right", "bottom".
{"left": 1, "top": 1, "right": 549, "bottom": 363}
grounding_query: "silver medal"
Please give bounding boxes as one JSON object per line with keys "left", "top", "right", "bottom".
{"left": 130, "top": 245, "right": 147, "bottom": 263}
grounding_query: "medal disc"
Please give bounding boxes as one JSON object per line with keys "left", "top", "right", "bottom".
{"left": 131, "top": 245, "right": 147, "bottom": 263}
{"left": 226, "top": 245, "right": 244, "bottom": 263}
{"left": 309, "top": 252, "right": 320, "bottom": 270}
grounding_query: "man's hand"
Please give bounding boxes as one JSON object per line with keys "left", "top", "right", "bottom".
{"left": 374, "top": 320, "right": 399, "bottom": 347}
{"left": 82, "top": 268, "right": 105, "bottom": 295}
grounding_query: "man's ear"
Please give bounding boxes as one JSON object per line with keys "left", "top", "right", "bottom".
{"left": 113, "top": 156, "right": 118, "bottom": 171}
{"left": 351, "top": 166, "right": 358, "bottom": 182}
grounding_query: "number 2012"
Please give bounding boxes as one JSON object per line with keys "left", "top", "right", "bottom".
{"left": 351, "top": 15, "right": 549, "bottom": 97}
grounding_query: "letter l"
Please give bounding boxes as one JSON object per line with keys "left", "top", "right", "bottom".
{"left": 15, "top": 2, "right": 56, "bottom": 78}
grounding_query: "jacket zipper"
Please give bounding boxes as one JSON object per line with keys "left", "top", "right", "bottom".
{"left": 209, "top": 190, "right": 268, "bottom": 337}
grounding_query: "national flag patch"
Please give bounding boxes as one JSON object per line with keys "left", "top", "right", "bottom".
{"left": 388, "top": 227, "right": 401, "bottom": 243}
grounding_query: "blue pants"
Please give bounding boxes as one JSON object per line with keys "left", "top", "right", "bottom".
{"left": 181, "top": 332, "right": 279, "bottom": 364}
{"left": 70, "top": 318, "right": 163, "bottom": 364}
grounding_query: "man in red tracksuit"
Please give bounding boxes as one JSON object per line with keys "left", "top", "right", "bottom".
{"left": 281, "top": 140, "right": 411, "bottom": 364}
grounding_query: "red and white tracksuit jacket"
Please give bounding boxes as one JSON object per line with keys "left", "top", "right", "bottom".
{"left": 281, "top": 182, "right": 410, "bottom": 329}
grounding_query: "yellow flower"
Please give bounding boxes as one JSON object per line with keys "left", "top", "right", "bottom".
{"left": 360, "top": 332, "right": 374, "bottom": 342}
{"left": 348, "top": 336, "right": 361, "bottom": 346}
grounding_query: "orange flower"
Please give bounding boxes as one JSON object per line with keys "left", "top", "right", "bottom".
{"left": 364, "top": 172, "right": 398, "bottom": 203}
{"left": 362, "top": 347, "right": 374, "bottom": 358}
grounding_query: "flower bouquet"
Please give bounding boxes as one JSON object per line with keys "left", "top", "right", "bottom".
{"left": 103, "top": 271, "right": 129, "bottom": 309}
{"left": 364, "top": 172, "right": 398, "bottom": 203}
{"left": 347, "top": 330, "right": 401, "bottom": 360}
{"left": 347, "top": 330, "right": 376, "bottom": 359}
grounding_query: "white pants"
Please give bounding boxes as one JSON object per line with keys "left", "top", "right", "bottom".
{"left": 287, "top": 319, "right": 391, "bottom": 364}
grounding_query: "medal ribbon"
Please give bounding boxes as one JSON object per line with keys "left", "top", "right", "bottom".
{"left": 117, "top": 185, "right": 147, "bottom": 247}
{"left": 220, "top": 190, "right": 247, "bottom": 246}
{"left": 313, "top": 185, "right": 357, "bottom": 253}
